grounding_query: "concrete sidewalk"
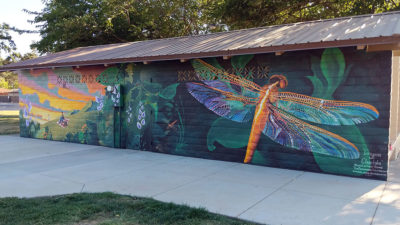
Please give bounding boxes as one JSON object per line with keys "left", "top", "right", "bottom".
{"left": 0, "top": 135, "right": 399, "bottom": 225}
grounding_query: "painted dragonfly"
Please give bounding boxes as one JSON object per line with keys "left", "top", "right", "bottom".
{"left": 186, "top": 59, "right": 379, "bottom": 163}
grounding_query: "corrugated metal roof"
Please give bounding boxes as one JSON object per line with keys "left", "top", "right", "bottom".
{"left": 3, "top": 11, "right": 400, "bottom": 71}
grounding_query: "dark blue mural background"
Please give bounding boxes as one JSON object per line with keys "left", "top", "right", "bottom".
{"left": 121, "top": 47, "right": 391, "bottom": 180}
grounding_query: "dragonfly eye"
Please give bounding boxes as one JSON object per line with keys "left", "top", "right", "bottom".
{"left": 269, "top": 75, "right": 288, "bottom": 88}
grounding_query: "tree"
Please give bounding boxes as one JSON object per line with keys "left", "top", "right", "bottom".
{"left": 0, "top": 52, "right": 37, "bottom": 89}
{"left": 26, "top": 0, "right": 400, "bottom": 54}
{"left": 209, "top": 0, "right": 400, "bottom": 30}
{"left": 0, "top": 23, "right": 17, "bottom": 57}
{"left": 28, "top": 0, "right": 208, "bottom": 53}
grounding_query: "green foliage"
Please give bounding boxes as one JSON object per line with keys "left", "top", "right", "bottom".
{"left": 0, "top": 23, "right": 16, "bottom": 54}
{"left": 97, "top": 111, "right": 115, "bottom": 147}
{"left": 207, "top": 117, "right": 252, "bottom": 151}
{"left": 231, "top": 54, "right": 254, "bottom": 75}
{"left": 123, "top": 64, "right": 186, "bottom": 152}
{"left": 19, "top": 115, "right": 41, "bottom": 138}
{"left": 307, "top": 48, "right": 352, "bottom": 99}
{"left": 23, "top": 0, "right": 400, "bottom": 53}
{"left": 159, "top": 83, "right": 179, "bottom": 100}
{"left": 28, "top": 0, "right": 209, "bottom": 53}
{"left": 96, "top": 67, "right": 124, "bottom": 86}
{"left": 85, "top": 120, "right": 99, "bottom": 145}
{"left": 209, "top": 0, "right": 400, "bottom": 30}
{"left": 0, "top": 52, "right": 38, "bottom": 89}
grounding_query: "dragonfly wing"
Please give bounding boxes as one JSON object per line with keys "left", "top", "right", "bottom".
{"left": 186, "top": 81, "right": 257, "bottom": 122}
{"left": 191, "top": 59, "right": 262, "bottom": 93}
{"left": 263, "top": 104, "right": 360, "bottom": 159}
{"left": 276, "top": 92, "right": 379, "bottom": 125}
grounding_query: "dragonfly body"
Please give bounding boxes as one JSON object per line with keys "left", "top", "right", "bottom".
{"left": 187, "top": 59, "right": 379, "bottom": 163}
{"left": 245, "top": 81, "right": 280, "bottom": 163}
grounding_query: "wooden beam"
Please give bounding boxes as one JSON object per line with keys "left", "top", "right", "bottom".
{"left": 356, "top": 45, "right": 366, "bottom": 50}
{"left": 275, "top": 51, "right": 284, "bottom": 56}
{"left": 366, "top": 43, "right": 400, "bottom": 52}
{"left": 222, "top": 55, "right": 231, "bottom": 60}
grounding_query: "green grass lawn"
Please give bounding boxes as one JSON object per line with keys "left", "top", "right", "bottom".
{"left": 0, "top": 192, "right": 258, "bottom": 225}
{"left": 0, "top": 110, "right": 19, "bottom": 135}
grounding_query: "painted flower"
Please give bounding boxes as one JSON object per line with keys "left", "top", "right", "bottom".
{"left": 135, "top": 101, "right": 146, "bottom": 129}
{"left": 23, "top": 107, "right": 28, "bottom": 118}
{"left": 95, "top": 95, "right": 104, "bottom": 111}
{"left": 23, "top": 100, "right": 33, "bottom": 127}
{"left": 25, "top": 118, "right": 30, "bottom": 127}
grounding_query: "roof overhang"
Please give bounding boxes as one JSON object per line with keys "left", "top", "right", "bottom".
{"left": 2, "top": 36, "right": 399, "bottom": 72}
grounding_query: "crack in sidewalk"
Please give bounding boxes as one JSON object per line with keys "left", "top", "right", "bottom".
{"left": 237, "top": 171, "right": 305, "bottom": 217}
{"left": 369, "top": 181, "right": 388, "bottom": 225}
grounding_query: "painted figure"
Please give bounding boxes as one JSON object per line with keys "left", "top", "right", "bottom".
{"left": 187, "top": 59, "right": 379, "bottom": 163}
{"left": 57, "top": 112, "right": 69, "bottom": 128}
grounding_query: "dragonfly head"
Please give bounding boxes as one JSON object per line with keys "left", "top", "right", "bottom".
{"left": 269, "top": 75, "right": 288, "bottom": 89}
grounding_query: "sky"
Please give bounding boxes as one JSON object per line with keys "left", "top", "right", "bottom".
{"left": 0, "top": 0, "right": 45, "bottom": 56}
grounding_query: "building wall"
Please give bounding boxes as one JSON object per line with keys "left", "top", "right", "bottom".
{"left": 18, "top": 66, "right": 121, "bottom": 147}
{"left": 18, "top": 47, "right": 391, "bottom": 180}
{"left": 123, "top": 47, "right": 391, "bottom": 180}
{"left": 389, "top": 50, "right": 400, "bottom": 160}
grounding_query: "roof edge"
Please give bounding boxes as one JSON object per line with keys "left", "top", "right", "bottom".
{"left": 1, "top": 36, "right": 399, "bottom": 71}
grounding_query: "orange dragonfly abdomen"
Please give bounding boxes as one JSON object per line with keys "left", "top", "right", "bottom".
{"left": 244, "top": 83, "right": 278, "bottom": 163}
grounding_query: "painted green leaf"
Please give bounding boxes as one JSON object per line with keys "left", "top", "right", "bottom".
{"left": 231, "top": 55, "right": 254, "bottom": 70}
{"left": 191, "top": 58, "right": 223, "bottom": 80}
{"left": 207, "top": 58, "right": 224, "bottom": 70}
{"left": 149, "top": 102, "right": 158, "bottom": 122}
{"left": 307, "top": 75, "right": 325, "bottom": 98}
{"left": 142, "top": 80, "right": 162, "bottom": 93}
{"left": 96, "top": 67, "right": 123, "bottom": 85}
{"left": 250, "top": 150, "right": 270, "bottom": 165}
{"left": 125, "top": 64, "right": 134, "bottom": 84}
{"left": 207, "top": 118, "right": 251, "bottom": 151}
{"left": 308, "top": 48, "right": 371, "bottom": 176}
{"left": 320, "top": 48, "right": 345, "bottom": 98}
{"left": 159, "top": 83, "right": 179, "bottom": 100}
{"left": 78, "top": 131, "right": 85, "bottom": 143}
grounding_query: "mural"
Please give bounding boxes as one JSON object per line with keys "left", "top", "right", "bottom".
{"left": 18, "top": 47, "right": 391, "bottom": 180}
{"left": 186, "top": 58, "right": 379, "bottom": 163}
{"left": 18, "top": 66, "right": 122, "bottom": 147}
{"left": 123, "top": 47, "right": 390, "bottom": 180}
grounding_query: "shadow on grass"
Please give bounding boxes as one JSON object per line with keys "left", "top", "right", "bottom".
{"left": 0, "top": 192, "right": 260, "bottom": 225}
